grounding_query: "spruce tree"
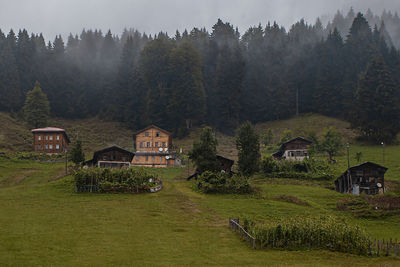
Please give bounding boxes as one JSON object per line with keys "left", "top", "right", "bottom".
{"left": 236, "top": 121, "right": 260, "bottom": 176}
{"left": 352, "top": 56, "right": 400, "bottom": 142}
{"left": 70, "top": 140, "right": 85, "bottom": 165}
{"left": 23, "top": 81, "right": 50, "bottom": 128}
{"left": 189, "top": 126, "right": 219, "bottom": 173}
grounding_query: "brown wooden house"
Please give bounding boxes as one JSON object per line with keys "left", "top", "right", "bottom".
{"left": 272, "top": 137, "right": 312, "bottom": 161}
{"left": 334, "top": 162, "right": 387, "bottom": 195}
{"left": 85, "top": 145, "right": 135, "bottom": 168}
{"left": 131, "top": 125, "right": 180, "bottom": 167}
{"left": 31, "top": 127, "right": 70, "bottom": 153}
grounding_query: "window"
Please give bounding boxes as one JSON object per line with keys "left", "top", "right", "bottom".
{"left": 136, "top": 156, "right": 140, "bottom": 161}
{"left": 45, "top": 136, "right": 48, "bottom": 140}
{"left": 37, "top": 144, "right": 41, "bottom": 150}
{"left": 145, "top": 156, "right": 149, "bottom": 161}
{"left": 155, "top": 142, "right": 159, "bottom": 147}
{"left": 156, "top": 132, "right": 160, "bottom": 137}
{"left": 160, "top": 156, "right": 162, "bottom": 162}
{"left": 49, "top": 144, "right": 53, "bottom": 149}
{"left": 38, "top": 135, "right": 41, "bottom": 141}
{"left": 103, "top": 156, "right": 107, "bottom": 160}
{"left": 56, "top": 144, "right": 60, "bottom": 150}
{"left": 140, "top": 142, "right": 144, "bottom": 148}
{"left": 45, "top": 144, "right": 48, "bottom": 150}
{"left": 162, "top": 142, "right": 166, "bottom": 147}
{"left": 145, "top": 132, "right": 149, "bottom": 137}
{"left": 147, "top": 142, "right": 150, "bottom": 147}
{"left": 152, "top": 156, "right": 155, "bottom": 162}
{"left": 49, "top": 136, "right": 53, "bottom": 140}
{"left": 56, "top": 135, "right": 60, "bottom": 140}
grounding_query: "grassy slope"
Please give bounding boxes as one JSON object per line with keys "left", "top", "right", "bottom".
{"left": 0, "top": 158, "right": 399, "bottom": 266}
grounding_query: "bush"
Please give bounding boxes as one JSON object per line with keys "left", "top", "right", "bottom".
{"left": 244, "top": 216, "right": 370, "bottom": 255}
{"left": 74, "top": 167, "right": 160, "bottom": 193}
{"left": 196, "top": 171, "right": 252, "bottom": 194}
{"left": 261, "top": 157, "right": 334, "bottom": 180}
{"left": 13, "top": 152, "right": 64, "bottom": 161}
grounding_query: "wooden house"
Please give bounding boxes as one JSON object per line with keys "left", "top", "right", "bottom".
{"left": 272, "top": 137, "right": 312, "bottom": 161}
{"left": 131, "top": 125, "right": 180, "bottom": 167}
{"left": 31, "top": 127, "right": 70, "bottom": 153}
{"left": 334, "top": 162, "right": 387, "bottom": 195}
{"left": 85, "top": 145, "right": 135, "bottom": 168}
{"left": 216, "top": 155, "right": 234, "bottom": 174}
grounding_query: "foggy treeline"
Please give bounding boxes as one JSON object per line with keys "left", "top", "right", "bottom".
{"left": 0, "top": 8, "right": 400, "bottom": 136}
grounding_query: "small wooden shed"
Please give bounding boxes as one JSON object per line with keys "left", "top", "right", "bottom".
{"left": 334, "top": 162, "right": 387, "bottom": 195}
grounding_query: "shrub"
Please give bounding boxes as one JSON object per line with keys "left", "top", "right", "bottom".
{"left": 261, "top": 157, "right": 334, "bottom": 180}
{"left": 196, "top": 171, "right": 252, "bottom": 194}
{"left": 74, "top": 167, "right": 159, "bottom": 193}
{"left": 244, "top": 216, "right": 370, "bottom": 255}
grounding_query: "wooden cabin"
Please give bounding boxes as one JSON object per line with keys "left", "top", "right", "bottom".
{"left": 85, "top": 145, "right": 134, "bottom": 168}
{"left": 31, "top": 127, "right": 70, "bottom": 153}
{"left": 334, "top": 162, "right": 387, "bottom": 195}
{"left": 131, "top": 125, "right": 180, "bottom": 167}
{"left": 216, "top": 155, "right": 234, "bottom": 174}
{"left": 272, "top": 137, "right": 312, "bottom": 161}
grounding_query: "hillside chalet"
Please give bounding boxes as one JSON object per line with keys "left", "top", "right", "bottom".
{"left": 334, "top": 162, "right": 387, "bottom": 195}
{"left": 32, "top": 127, "right": 70, "bottom": 153}
{"left": 85, "top": 145, "right": 135, "bottom": 168}
{"left": 131, "top": 125, "right": 180, "bottom": 167}
{"left": 272, "top": 137, "right": 312, "bottom": 161}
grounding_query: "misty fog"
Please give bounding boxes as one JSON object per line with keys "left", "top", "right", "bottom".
{"left": 0, "top": 0, "right": 399, "bottom": 41}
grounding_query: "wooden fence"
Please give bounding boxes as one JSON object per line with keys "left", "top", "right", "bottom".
{"left": 229, "top": 219, "right": 400, "bottom": 257}
{"left": 229, "top": 218, "right": 256, "bottom": 249}
{"left": 370, "top": 238, "right": 400, "bottom": 256}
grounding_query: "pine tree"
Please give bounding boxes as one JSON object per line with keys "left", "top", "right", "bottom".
{"left": 352, "top": 56, "right": 400, "bottom": 142}
{"left": 70, "top": 140, "right": 85, "bottom": 165}
{"left": 167, "top": 41, "right": 206, "bottom": 135}
{"left": 188, "top": 126, "right": 219, "bottom": 173}
{"left": 23, "top": 81, "right": 50, "bottom": 128}
{"left": 236, "top": 121, "right": 260, "bottom": 176}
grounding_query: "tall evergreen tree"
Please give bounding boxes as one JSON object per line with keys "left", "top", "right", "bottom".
{"left": 236, "top": 121, "right": 260, "bottom": 176}
{"left": 188, "top": 126, "right": 219, "bottom": 173}
{"left": 23, "top": 81, "right": 50, "bottom": 128}
{"left": 352, "top": 56, "right": 400, "bottom": 142}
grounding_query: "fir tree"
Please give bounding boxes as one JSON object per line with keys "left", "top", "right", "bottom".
{"left": 189, "top": 126, "right": 219, "bottom": 173}
{"left": 23, "top": 81, "right": 50, "bottom": 128}
{"left": 352, "top": 56, "right": 400, "bottom": 142}
{"left": 236, "top": 121, "right": 260, "bottom": 176}
{"left": 70, "top": 140, "right": 85, "bottom": 165}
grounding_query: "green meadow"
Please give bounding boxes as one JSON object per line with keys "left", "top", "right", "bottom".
{"left": 0, "top": 157, "right": 399, "bottom": 266}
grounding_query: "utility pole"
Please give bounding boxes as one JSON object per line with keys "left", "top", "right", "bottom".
{"left": 381, "top": 142, "right": 385, "bottom": 167}
{"left": 65, "top": 149, "right": 68, "bottom": 175}
{"left": 346, "top": 143, "right": 350, "bottom": 169}
{"left": 296, "top": 88, "right": 299, "bottom": 117}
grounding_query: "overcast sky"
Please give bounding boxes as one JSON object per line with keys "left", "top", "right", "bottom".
{"left": 0, "top": 0, "right": 399, "bottom": 41}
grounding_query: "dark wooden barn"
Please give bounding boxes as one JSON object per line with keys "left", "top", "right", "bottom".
{"left": 85, "top": 145, "right": 135, "bottom": 168}
{"left": 334, "top": 162, "right": 387, "bottom": 195}
{"left": 187, "top": 155, "right": 235, "bottom": 180}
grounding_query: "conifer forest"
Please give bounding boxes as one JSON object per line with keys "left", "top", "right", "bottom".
{"left": 1, "top": 8, "right": 400, "bottom": 141}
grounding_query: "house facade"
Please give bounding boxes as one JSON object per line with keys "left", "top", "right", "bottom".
{"left": 85, "top": 145, "right": 135, "bottom": 168}
{"left": 131, "top": 125, "right": 179, "bottom": 167}
{"left": 31, "top": 127, "right": 70, "bottom": 153}
{"left": 272, "top": 137, "right": 312, "bottom": 161}
{"left": 334, "top": 162, "right": 387, "bottom": 195}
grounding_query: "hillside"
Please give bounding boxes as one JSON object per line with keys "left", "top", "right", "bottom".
{"left": 0, "top": 112, "right": 358, "bottom": 157}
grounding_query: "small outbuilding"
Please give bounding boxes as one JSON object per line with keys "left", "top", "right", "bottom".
{"left": 334, "top": 162, "right": 387, "bottom": 195}
{"left": 216, "top": 155, "right": 234, "bottom": 174}
{"left": 272, "top": 137, "right": 312, "bottom": 161}
{"left": 85, "top": 145, "right": 135, "bottom": 168}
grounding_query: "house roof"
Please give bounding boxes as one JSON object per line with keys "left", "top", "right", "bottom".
{"left": 134, "top": 125, "right": 172, "bottom": 136}
{"left": 216, "top": 155, "right": 234, "bottom": 165}
{"left": 31, "top": 127, "right": 70, "bottom": 143}
{"left": 92, "top": 145, "right": 134, "bottom": 161}
{"left": 272, "top": 136, "right": 312, "bottom": 159}
{"left": 337, "top": 161, "right": 388, "bottom": 180}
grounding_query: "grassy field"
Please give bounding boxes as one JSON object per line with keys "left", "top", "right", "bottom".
{"left": 1, "top": 112, "right": 400, "bottom": 265}
{"left": 0, "top": 156, "right": 399, "bottom": 266}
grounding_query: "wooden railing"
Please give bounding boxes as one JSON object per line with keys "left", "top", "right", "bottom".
{"left": 229, "top": 218, "right": 256, "bottom": 249}
{"left": 371, "top": 238, "right": 400, "bottom": 256}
